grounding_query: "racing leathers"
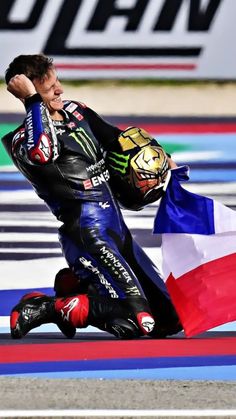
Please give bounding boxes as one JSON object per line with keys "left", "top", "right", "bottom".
{"left": 10, "top": 291, "right": 143, "bottom": 339}
{"left": 2, "top": 94, "right": 180, "bottom": 336}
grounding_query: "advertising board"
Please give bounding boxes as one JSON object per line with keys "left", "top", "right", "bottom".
{"left": 0, "top": 0, "right": 234, "bottom": 79}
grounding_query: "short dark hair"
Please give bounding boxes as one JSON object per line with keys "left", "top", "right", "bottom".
{"left": 5, "top": 54, "right": 54, "bottom": 84}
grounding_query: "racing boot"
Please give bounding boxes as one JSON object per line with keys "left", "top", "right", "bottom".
{"left": 125, "top": 297, "right": 155, "bottom": 336}
{"left": 88, "top": 296, "right": 154, "bottom": 339}
{"left": 103, "top": 318, "right": 140, "bottom": 339}
{"left": 55, "top": 295, "right": 141, "bottom": 339}
{"left": 10, "top": 292, "right": 76, "bottom": 339}
{"left": 149, "top": 309, "right": 183, "bottom": 339}
{"left": 147, "top": 297, "right": 183, "bottom": 338}
{"left": 149, "top": 318, "right": 183, "bottom": 338}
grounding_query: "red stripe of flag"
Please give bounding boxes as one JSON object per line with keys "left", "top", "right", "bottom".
{"left": 167, "top": 252, "right": 236, "bottom": 337}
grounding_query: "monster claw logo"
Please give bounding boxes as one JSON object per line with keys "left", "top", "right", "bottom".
{"left": 69, "top": 128, "right": 97, "bottom": 161}
{"left": 107, "top": 151, "right": 130, "bottom": 175}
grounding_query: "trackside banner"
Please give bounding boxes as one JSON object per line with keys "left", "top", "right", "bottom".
{"left": 0, "top": 0, "right": 235, "bottom": 80}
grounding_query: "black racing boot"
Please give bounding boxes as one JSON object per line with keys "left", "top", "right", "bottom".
{"left": 10, "top": 292, "right": 76, "bottom": 339}
{"left": 149, "top": 319, "right": 183, "bottom": 338}
{"left": 104, "top": 318, "right": 141, "bottom": 339}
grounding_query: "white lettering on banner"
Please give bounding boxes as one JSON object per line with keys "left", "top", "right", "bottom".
{"left": 1, "top": 0, "right": 235, "bottom": 79}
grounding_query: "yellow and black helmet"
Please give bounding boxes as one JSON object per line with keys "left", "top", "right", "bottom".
{"left": 106, "top": 127, "right": 170, "bottom": 210}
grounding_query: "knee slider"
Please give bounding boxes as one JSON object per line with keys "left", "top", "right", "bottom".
{"left": 54, "top": 268, "right": 80, "bottom": 297}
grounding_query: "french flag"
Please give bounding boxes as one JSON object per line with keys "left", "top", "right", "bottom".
{"left": 154, "top": 166, "right": 236, "bottom": 337}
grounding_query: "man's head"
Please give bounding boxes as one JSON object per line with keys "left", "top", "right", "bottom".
{"left": 5, "top": 54, "right": 64, "bottom": 115}
{"left": 5, "top": 54, "right": 53, "bottom": 85}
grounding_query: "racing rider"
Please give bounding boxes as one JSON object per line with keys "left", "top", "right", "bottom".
{"left": 2, "top": 54, "right": 180, "bottom": 337}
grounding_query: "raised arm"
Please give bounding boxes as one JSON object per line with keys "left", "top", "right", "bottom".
{"left": 7, "top": 74, "right": 59, "bottom": 164}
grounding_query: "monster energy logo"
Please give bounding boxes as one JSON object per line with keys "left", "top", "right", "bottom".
{"left": 69, "top": 128, "right": 97, "bottom": 161}
{"left": 107, "top": 151, "right": 129, "bottom": 174}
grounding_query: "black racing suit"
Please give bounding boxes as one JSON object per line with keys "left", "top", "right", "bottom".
{"left": 2, "top": 94, "right": 180, "bottom": 335}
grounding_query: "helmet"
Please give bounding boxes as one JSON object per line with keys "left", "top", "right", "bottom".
{"left": 106, "top": 127, "right": 169, "bottom": 210}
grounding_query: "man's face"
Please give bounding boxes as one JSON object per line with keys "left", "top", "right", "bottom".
{"left": 33, "top": 67, "right": 64, "bottom": 115}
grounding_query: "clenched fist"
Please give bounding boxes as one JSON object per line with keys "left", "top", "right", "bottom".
{"left": 7, "top": 74, "right": 37, "bottom": 100}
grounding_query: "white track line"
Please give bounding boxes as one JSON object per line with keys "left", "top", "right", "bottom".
{"left": 1, "top": 409, "right": 236, "bottom": 417}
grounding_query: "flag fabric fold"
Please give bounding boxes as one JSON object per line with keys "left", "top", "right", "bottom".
{"left": 153, "top": 166, "right": 236, "bottom": 337}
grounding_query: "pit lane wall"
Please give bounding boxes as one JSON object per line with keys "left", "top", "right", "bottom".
{"left": 0, "top": 0, "right": 235, "bottom": 80}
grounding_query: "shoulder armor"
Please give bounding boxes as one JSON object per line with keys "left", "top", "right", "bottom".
{"left": 12, "top": 128, "right": 25, "bottom": 154}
